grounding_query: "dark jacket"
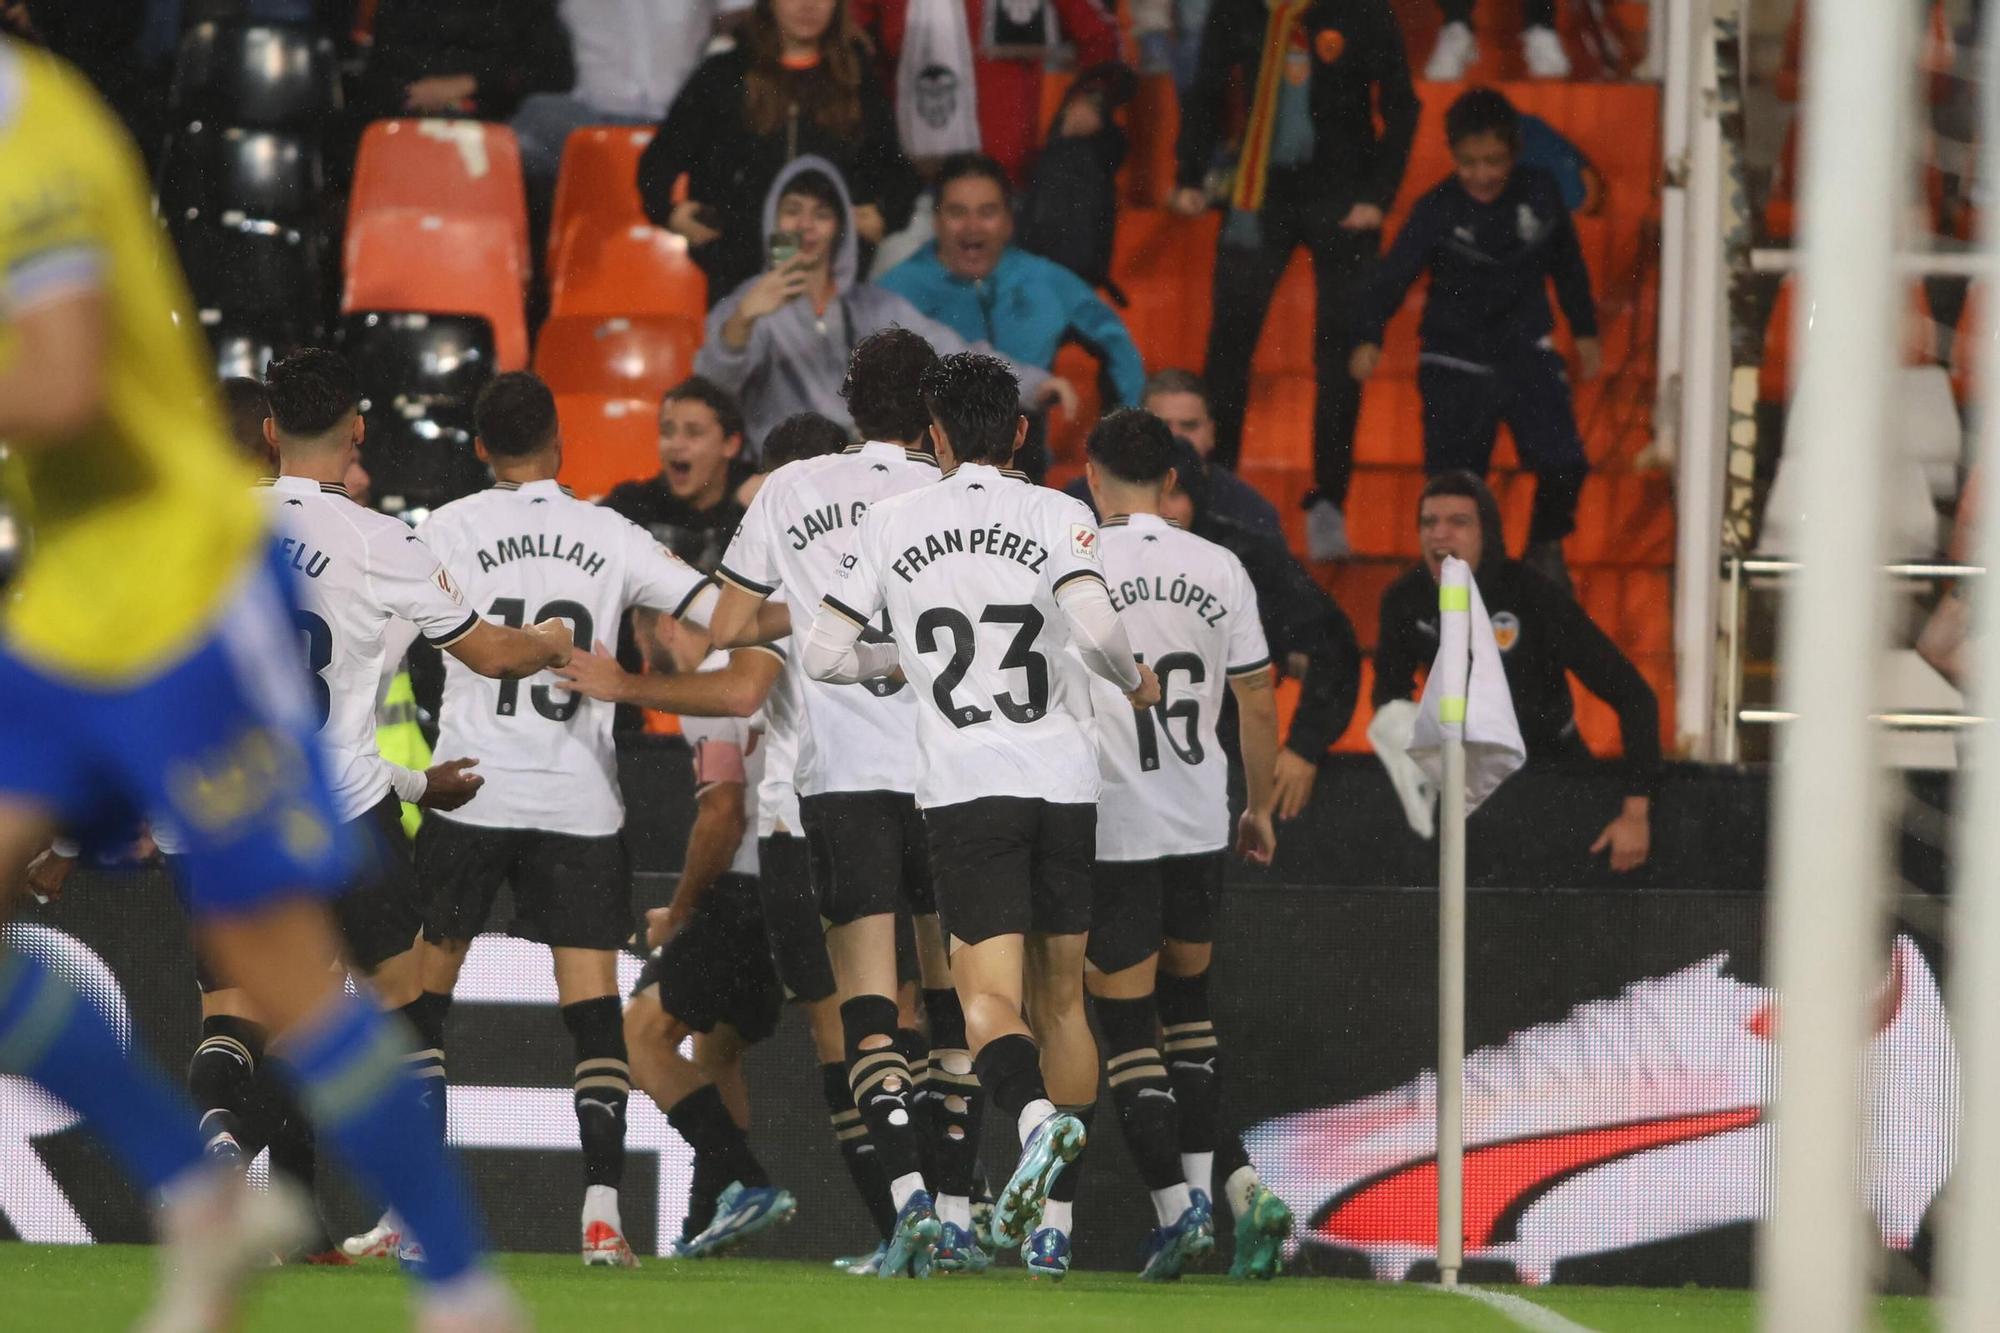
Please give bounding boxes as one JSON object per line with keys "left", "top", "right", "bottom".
{"left": 1175, "top": 0, "right": 1419, "bottom": 214}
{"left": 1062, "top": 466, "right": 1280, "bottom": 536}
{"left": 637, "top": 46, "right": 920, "bottom": 306}
{"left": 1373, "top": 559, "right": 1661, "bottom": 797}
{"left": 1205, "top": 511, "right": 1360, "bottom": 760}
{"left": 355, "top": 0, "right": 574, "bottom": 121}
{"left": 1357, "top": 165, "right": 1598, "bottom": 364}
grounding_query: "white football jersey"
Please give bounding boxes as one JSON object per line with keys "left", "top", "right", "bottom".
{"left": 1090, "top": 513, "right": 1271, "bottom": 860}
{"left": 718, "top": 442, "right": 937, "bottom": 797}
{"left": 829, "top": 462, "right": 1107, "bottom": 810}
{"left": 419, "top": 479, "right": 710, "bottom": 835}
{"left": 257, "top": 476, "right": 478, "bottom": 823}
{"left": 683, "top": 652, "right": 764, "bottom": 878}
{"left": 756, "top": 639, "right": 806, "bottom": 839}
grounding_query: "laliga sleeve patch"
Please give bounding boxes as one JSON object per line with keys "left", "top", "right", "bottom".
{"left": 434, "top": 566, "right": 463, "bottom": 605}
{"left": 1070, "top": 524, "right": 1099, "bottom": 561}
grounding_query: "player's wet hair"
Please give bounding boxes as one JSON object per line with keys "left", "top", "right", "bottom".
{"left": 761, "top": 412, "right": 850, "bottom": 470}
{"left": 920, "top": 351, "right": 1020, "bottom": 466}
{"left": 1445, "top": 86, "right": 1521, "bottom": 151}
{"left": 843, "top": 327, "right": 938, "bottom": 444}
{"left": 474, "top": 371, "right": 559, "bottom": 458}
{"left": 263, "top": 348, "right": 360, "bottom": 439}
{"left": 1419, "top": 469, "right": 1508, "bottom": 566}
{"left": 219, "top": 376, "right": 273, "bottom": 466}
{"left": 1086, "top": 408, "right": 1174, "bottom": 486}
{"left": 662, "top": 375, "right": 746, "bottom": 443}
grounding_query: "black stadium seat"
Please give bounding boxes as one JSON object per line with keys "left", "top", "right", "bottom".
{"left": 203, "top": 315, "right": 302, "bottom": 380}
{"left": 339, "top": 312, "right": 497, "bottom": 511}
{"left": 171, "top": 214, "right": 325, "bottom": 334}
{"left": 159, "top": 124, "right": 321, "bottom": 225}
{"left": 170, "top": 22, "right": 340, "bottom": 127}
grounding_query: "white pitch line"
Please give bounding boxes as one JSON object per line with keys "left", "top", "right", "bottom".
{"left": 1439, "top": 1285, "right": 1603, "bottom": 1333}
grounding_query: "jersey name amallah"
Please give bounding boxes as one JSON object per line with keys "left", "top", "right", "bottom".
{"left": 475, "top": 532, "right": 607, "bottom": 576}
{"left": 890, "top": 525, "right": 1050, "bottom": 583}
{"left": 1109, "top": 571, "right": 1229, "bottom": 627}
{"left": 787, "top": 500, "right": 868, "bottom": 551}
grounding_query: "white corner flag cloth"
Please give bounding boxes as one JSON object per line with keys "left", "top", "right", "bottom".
{"left": 1407, "top": 556, "right": 1526, "bottom": 812}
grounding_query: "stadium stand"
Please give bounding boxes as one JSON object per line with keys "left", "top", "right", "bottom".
{"left": 339, "top": 310, "right": 497, "bottom": 511}
{"left": 341, "top": 211, "right": 528, "bottom": 370}
{"left": 350, "top": 118, "right": 533, "bottom": 281}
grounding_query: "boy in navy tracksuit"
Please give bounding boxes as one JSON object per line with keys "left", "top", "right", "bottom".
{"left": 1350, "top": 88, "right": 1599, "bottom": 586}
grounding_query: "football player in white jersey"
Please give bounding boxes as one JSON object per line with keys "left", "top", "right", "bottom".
{"left": 560, "top": 413, "right": 909, "bottom": 1261}
{"left": 803, "top": 351, "right": 1161, "bottom": 1281}
{"left": 1078, "top": 409, "right": 1294, "bottom": 1280}
{"left": 410, "top": 372, "right": 739, "bottom": 1268}
{"left": 228, "top": 350, "right": 575, "bottom": 1263}
{"left": 710, "top": 330, "right": 971, "bottom": 1278}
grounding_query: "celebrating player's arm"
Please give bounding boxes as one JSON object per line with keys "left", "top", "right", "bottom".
{"left": 443, "top": 612, "right": 576, "bottom": 678}
{"left": 556, "top": 640, "right": 784, "bottom": 720}
{"left": 649, "top": 729, "right": 753, "bottom": 948}
{"left": 1229, "top": 667, "right": 1281, "bottom": 866}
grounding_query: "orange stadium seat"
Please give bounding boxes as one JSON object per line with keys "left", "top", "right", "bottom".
{"left": 350, "top": 119, "right": 530, "bottom": 278}
{"left": 555, "top": 394, "right": 659, "bottom": 499}
{"left": 534, "top": 314, "right": 700, "bottom": 402}
{"left": 548, "top": 126, "right": 657, "bottom": 272}
{"left": 550, "top": 224, "right": 708, "bottom": 322}
{"left": 342, "top": 211, "right": 528, "bottom": 370}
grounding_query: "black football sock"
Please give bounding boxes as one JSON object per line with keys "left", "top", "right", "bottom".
{"left": 822, "top": 1059, "right": 896, "bottom": 1240}
{"left": 921, "top": 987, "right": 982, "bottom": 1204}
{"left": 563, "top": 996, "right": 631, "bottom": 1191}
{"left": 842, "top": 995, "right": 925, "bottom": 1190}
{"left": 667, "top": 1083, "right": 769, "bottom": 1194}
{"left": 395, "top": 991, "right": 452, "bottom": 1147}
{"left": 187, "top": 1014, "right": 264, "bottom": 1151}
{"left": 1092, "top": 993, "right": 1185, "bottom": 1192}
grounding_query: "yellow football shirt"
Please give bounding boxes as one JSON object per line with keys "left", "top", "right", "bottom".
{"left": 0, "top": 39, "right": 262, "bottom": 681}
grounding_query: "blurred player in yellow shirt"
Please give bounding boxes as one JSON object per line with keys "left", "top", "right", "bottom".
{"left": 0, "top": 39, "right": 524, "bottom": 1332}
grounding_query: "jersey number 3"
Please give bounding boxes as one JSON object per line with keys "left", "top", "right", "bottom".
{"left": 296, "top": 610, "right": 334, "bottom": 729}
{"left": 915, "top": 604, "right": 1049, "bottom": 729}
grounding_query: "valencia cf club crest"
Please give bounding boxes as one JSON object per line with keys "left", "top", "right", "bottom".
{"left": 1491, "top": 611, "right": 1520, "bottom": 653}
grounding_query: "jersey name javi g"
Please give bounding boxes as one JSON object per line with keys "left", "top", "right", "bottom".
{"left": 830, "top": 462, "right": 1107, "bottom": 811}
{"left": 1091, "top": 513, "right": 1270, "bottom": 862}
{"left": 419, "top": 478, "right": 710, "bottom": 836}
{"left": 718, "top": 442, "right": 938, "bottom": 798}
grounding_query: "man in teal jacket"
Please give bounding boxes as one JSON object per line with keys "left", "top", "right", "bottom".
{"left": 878, "top": 152, "right": 1147, "bottom": 412}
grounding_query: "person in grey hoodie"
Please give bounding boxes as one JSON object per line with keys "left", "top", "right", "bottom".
{"left": 695, "top": 156, "right": 1074, "bottom": 454}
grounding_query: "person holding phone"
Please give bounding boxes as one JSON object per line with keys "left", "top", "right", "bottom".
{"left": 695, "top": 157, "right": 1072, "bottom": 455}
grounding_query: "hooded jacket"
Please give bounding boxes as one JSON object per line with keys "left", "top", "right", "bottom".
{"left": 878, "top": 242, "right": 1147, "bottom": 408}
{"left": 1371, "top": 482, "right": 1660, "bottom": 797}
{"left": 695, "top": 157, "right": 1051, "bottom": 454}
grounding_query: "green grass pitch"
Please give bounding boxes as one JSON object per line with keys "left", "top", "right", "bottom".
{"left": 0, "top": 1245, "right": 1940, "bottom": 1332}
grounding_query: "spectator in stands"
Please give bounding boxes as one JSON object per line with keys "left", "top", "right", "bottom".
{"left": 1424, "top": 1, "right": 1570, "bottom": 81}
{"left": 1349, "top": 89, "right": 1598, "bottom": 591}
{"left": 1059, "top": 368, "right": 1278, "bottom": 534}
{"left": 512, "top": 1, "right": 751, "bottom": 218}
{"left": 1173, "top": 0, "right": 1418, "bottom": 563}
{"left": 354, "top": 0, "right": 575, "bottom": 122}
{"left": 849, "top": 0, "right": 1119, "bottom": 187}
{"left": 1373, "top": 471, "right": 1659, "bottom": 871}
{"left": 639, "top": 0, "right": 919, "bottom": 306}
{"left": 694, "top": 158, "right": 1065, "bottom": 450}
{"left": 878, "top": 152, "right": 1142, "bottom": 407}
{"left": 1159, "top": 437, "right": 1360, "bottom": 820}
{"left": 602, "top": 376, "right": 754, "bottom": 574}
